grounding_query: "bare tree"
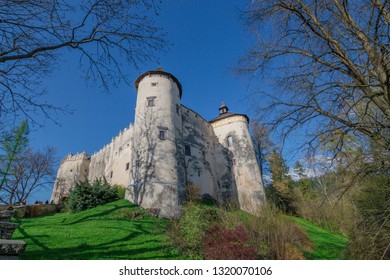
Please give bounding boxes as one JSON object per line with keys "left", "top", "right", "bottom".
{"left": 0, "top": 147, "right": 55, "bottom": 205}
{"left": 0, "top": 0, "right": 166, "bottom": 125}
{"left": 250, "top": 119, "right": 274, "bottom": 184}
{"left": 241, "top": 0, "right": 390, "bottom": 164}
{"left": 0, "top": 121, "right": 55, "bottom": 205}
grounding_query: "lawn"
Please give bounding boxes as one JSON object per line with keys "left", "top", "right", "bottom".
{"left": 11, "top": 199, "right": 349, "bottom": 260}
{"left": 291, "top": 217, "right": 349, "bottom": 260}
{"left": 12, "top": 199, "right": 180, "bottom": 260}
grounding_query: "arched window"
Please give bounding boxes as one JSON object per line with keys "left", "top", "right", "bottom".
{"left": 227, "top": 136, "right": 234, "bottom": 147}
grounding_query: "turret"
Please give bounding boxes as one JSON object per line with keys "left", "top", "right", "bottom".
{"left": 126, "top": 68, "right": 185, "bottom": 218}
{"left": 210, "top": 103, "right": 266, "bottom": 214}
{"left": 50, "top": 152, "right": 90, "bottom": 204}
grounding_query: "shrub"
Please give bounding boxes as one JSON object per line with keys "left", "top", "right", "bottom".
{"left": 242, "top": 205, "right": 312, "bottom": 259}
{"left": 202, "top": 224, "right": 257, "bottom": 260}
{"left": 185, "top": 182, "right": 202, "bottom": 204}
{"left": 347, "top": 174, "right": 390, "bottom": 259}
{"left": 115, "top": 185, "right": 127, "bottom": 199}
{"left": 66, "top": 179, "right": 119, "bottom": 213}
{"left": 169, "top": 203, "right": 219, "bottom": 259}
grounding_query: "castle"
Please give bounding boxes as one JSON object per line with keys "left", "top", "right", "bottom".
{"left": 50, "top": 69, "right": 266, "bottom": 217}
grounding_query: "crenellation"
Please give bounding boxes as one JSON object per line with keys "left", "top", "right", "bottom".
{"left": 51, "top": 69, "right": 266, "bottom": 217}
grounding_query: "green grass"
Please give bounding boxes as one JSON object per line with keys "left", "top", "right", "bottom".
{"left": 291, "top": 217, "right": 349, "bottom": 259}
{"left": 12, "top": 199, "right": 181, "bottom": 260}
{"left": 10, "top": 199, "right": 349, "bottom": 260}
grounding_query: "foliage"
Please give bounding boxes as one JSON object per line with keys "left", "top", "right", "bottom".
{"left": 242, "top": 0, "right": 390, "bottom": 160}
{"left": 202, "top": 224, "right": 257, "bottom": 260}
{"left": 168, "top": 203, "right": 219, "bottom": 259}
{"left": 12, "top": 200, "right": 180, "bottom": 260}
{"left": 241, "top": 206, "right": 312, "bottom": 260}
{"left": 185, "top": 182, "right": 202, "bottom": 204}
{"left": 0, "top": 0, "right": 166, "bottom": 125}
{"left": 66, "top": 179, "right": 119, "bottom": 213}
{"left": 250, "top": 120, "right": 274, "bottom": 182}
{"left": 0, "top": 121, "right": 55, "bottom": 205}
{"left": 347, "top": 174, "right": 390, "bottom": 259}
{"left": 115, "top": 185, "right": 127, "bottom": 200}
{"left": 266, "top": 150, "right": 296, "bottom": 213}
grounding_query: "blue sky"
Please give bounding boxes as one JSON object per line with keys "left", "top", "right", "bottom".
{"left": 27, "top": 0, "right": 300, "bottom": 202}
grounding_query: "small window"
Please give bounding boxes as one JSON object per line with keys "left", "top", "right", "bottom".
{"left": 151, "top": 82, "right": 158, "bottom": 86}
{"left": 70, "top": 169, "right": 73, "bottom": 172}
{"left": 125, "top": 162, "right": 129, "bottom": 170}
{"left": 110, "top": 171, "right": 113, "bottom": 178}
{"left": 185, "top": 145, "right": 191, "bottom": 156}
{"left": 198, "top": 170, "right": 201, "bottom": 177}
{"left": 159, "top": 130, "right": 165, "bottom": 140}
{"left": 146, "top": 96, "right": 156, "bottom": 107}
{"left": 227, "top": 136, "right": 234, "bottom": 147}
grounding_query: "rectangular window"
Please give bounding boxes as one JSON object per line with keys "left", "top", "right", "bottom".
{"left": 146, "top": 96, "right": 156, "bottom": 107}
{"left": 110, "top": 171, "right": 113, "bottom": 178}
{"left": 159, "top": 130, "right": 165, "bottom": 140}
{"left": 227, "top": 136, "right": 234, "bottom": 147}
{"left": 151, "top": 82, "right": 158, "bottom": 86}
{"left": 125, "top": 162, "right": 129, "bottom": 170}
{"left": 185, "top": 145, "right": 191, "bottom": 156}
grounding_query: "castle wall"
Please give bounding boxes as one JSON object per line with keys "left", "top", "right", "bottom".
{"left": 211, "top": 115, "right": 266, "bottom": 214}
{"left": 88, "top": 125, "right": 133, "bottom": 187}
{"left": 181, "top": 105, "right": 219, "bottom": 197}
{"left": 51, "top": 69, "right": 266, "bottom": 217}
{"left": 50, "top": 152, "right": 90, "bottom": 203}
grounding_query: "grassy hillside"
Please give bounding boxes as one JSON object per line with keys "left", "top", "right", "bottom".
{"left": 12, "top": 200, "right": 180, "bottom": 260}
{"left": 292, "top": 217, "right": 349, "bottom": 259}
{"left": 11, "top": 199, "right": 348, "bottom": 260}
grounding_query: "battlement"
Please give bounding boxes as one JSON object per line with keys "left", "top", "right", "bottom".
{"left": 61, "top": 151, "right": 90, "bottom": 163}
{"left": 52, "top": 69, "right": 266, "bottom": 218}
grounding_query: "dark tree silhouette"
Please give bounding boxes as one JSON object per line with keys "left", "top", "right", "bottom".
{"left": 0, "top": 0, "right": 166, "bottom": 125}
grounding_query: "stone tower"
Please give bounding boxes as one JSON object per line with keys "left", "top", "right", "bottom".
{"left": 210, "top": 103, "right": 266, "bottom": 214}
{"left": 126, "top": 69, "right": 186, "bottom": 218}
{"left": 50, "top": 152, "right": 90, "bottom": 204}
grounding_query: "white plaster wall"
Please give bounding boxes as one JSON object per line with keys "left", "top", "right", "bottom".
{"left": 211, "top": 115, "right": 266, "bottom": 214}
{"left": 50, "top": 153, "right": 90, "bottom": 203}
{"left": 88, "top": 125, "right": 133, "bottom": 187}
{"left": 126, "top": 73, "right": 184, "bottom": 218}
{"left": 181, "top": 105, "right": 219, "bottom": 197}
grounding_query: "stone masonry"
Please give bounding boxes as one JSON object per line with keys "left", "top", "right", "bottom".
{"left": 51, "top": 69, "right": 267, "bottom": 218}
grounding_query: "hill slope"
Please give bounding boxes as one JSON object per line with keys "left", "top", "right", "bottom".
{"left": 12, "top": 200, "right": 179, "bottom": 260}
{"left": 11, "top": 199, "right": 348, "bottom": 260}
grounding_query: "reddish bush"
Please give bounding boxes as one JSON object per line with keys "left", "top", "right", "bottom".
{"left": 202, "top": 224, "right": 257, "bottom": 260}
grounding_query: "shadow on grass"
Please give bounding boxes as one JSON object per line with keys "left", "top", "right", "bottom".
{"left": 13, "top": 201, "right": 180, "bottom": 260}
{"left": 19, "top": 230, "right": 176, "bottom": 260}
